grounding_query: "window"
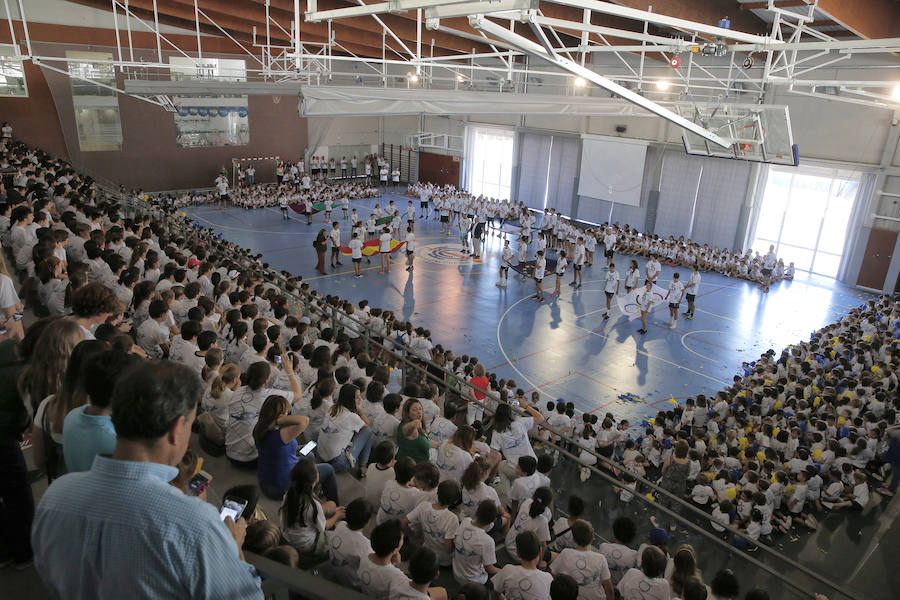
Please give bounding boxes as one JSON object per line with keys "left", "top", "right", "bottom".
{"left": 0, "top": 44, "right": 26, "bottom": 97}
{"left": 169, "top": 57, "right": 246, "bottom": 82}
{"left": 752, "top": 167, "right": 859, "bottom": 278}
{"left": 465, "top": 126, "right": 514, "bottom": 199}
{"left": 67, "top": 51, "right": 123, "bottom": 151}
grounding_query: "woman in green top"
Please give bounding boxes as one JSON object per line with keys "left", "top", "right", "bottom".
{"left": 396, "top": 398, "right": 433, "bottom": 463}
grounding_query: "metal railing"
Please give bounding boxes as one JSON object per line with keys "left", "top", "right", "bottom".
{"left": 130, "top": 201, "right": 862, "bottom": 600}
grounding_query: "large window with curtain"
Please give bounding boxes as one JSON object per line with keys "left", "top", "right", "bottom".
{"left": 752, "top": 166, "right": 859, "bottom": 278}
{"left": 466, "top": 126, "right": 515, "bottom": 199}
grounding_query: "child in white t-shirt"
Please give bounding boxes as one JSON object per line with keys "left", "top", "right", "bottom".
{"left": 365, "top": 441, "right": 397, "bottom": 509}
{"left": 598, "top": 517, "right": 639, "bottom": 585}
{"left": 617, "top": 546, "right": 670, "bottom": 600}
{"left": 452, "top": 499, "right": 500, "bottom": 585}
{"left": 328, "top": 499, "right": 375, "bottom": 589}
{"left": 550, "top": 520, "right": 615, "bottom": 600}
{"left": 403, "top": 480, "right": 461, "bottom": 567}
{"left": 493, "top": 531, "right": 554, "bottom": 600}
{"left": 376, "top": 457, "right": 427, "bottom": 525}
{"left": 356, "top": 520, "right": 409, "bottom": 600}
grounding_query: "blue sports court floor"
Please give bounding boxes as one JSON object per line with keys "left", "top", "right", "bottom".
{"left": 185, "top": 191, "right": 872, "bottom": 427}
{"left": 183, "top": 191, "right": 898, "bottom": 600}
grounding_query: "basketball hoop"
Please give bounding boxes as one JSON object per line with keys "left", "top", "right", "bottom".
{"left": 272, "top": 96, "right": 281, "bottom": 104}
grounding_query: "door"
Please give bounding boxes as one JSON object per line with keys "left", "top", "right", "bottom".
{"left": 856, "top": 228, "right": 897, "bottom": 289}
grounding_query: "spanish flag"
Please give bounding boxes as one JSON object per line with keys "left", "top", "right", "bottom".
{"left": 340, "top": 239, "right": 406, "bottom": 257}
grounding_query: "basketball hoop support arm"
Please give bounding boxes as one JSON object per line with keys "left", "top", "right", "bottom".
{"left": 470, "top": 14, "right": 731, "bottom": 149}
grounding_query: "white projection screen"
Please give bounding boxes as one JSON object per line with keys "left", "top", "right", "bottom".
{"left": 577, "top": 135, "right": 648, "bottom": 207}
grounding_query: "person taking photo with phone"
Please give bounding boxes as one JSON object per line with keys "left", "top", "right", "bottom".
{"left": 31, "top": 360, "right": 263, "bottom": 599}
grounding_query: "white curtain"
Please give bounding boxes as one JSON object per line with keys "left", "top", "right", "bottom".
{"left": 516, "top": 133, "right": 553, "bottom": 210}
{"left": 837, "top": 172, "right": 878, "bottom": 283}
{"left": 544, "top": 136, "right": 581, "bottom": 216}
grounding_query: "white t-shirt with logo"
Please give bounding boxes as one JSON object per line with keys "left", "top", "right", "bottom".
{"left": 490, "top": 417, "right": 536, "bottom": 460}
{"left": 406, "top": 501, "right": 459, "bottom": 566}
{"left": 356, "top": 557, "right": 409, "bottom": 600}
{"left": 504, "top": 498, "right": 551, "bottom": 563}
{"left": 328, "top": 522, "right": 372, "bottom": 589}
{"left": 550, "top": 548, "right": 613, "bottom": 600}
{"left": 605, "top": 271, "right": 620, "bottom": 294}
{"left": 376, "top": 480, "right": 428, "bottom": 524}
{"left": 616, "top": 567, "right": 671, "bottom": 600}
{"left": 453, "top": 517, "right": 497, "bottom": 584}
{"left": 460, "top": 482, "right": 502, "bottom": 521}
{"left": 317, "top": 408, "right": 365, "bottom": 462}
{"left": 493, "top": 565, "right": 553, "bottom": 600}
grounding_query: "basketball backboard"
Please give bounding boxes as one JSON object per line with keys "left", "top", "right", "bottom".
{"left": 675, "top": 102, "right": 798, "bottom": 166}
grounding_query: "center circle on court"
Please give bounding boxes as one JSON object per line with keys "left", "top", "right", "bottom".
{"left": 420, "top": 243, "right": 483, "bottom": 266}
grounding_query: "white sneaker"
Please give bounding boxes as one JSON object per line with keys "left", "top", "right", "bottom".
{"left": 670, "top": 321, "right": 677, "bottom": 328}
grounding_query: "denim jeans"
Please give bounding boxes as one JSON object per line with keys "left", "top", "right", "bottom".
{"left": 259, "top": 461, "right": 339, "bottom": 504}
{"left": 327, "top": 427, "right": 373, "bottom": 473}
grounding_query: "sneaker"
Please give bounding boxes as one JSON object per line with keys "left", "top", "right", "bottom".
{"left": 603, "top": 313, "right": 610, "bottom": 320}
{"left": 805, "top": 515, "right": 818, "bottom": 529}
{"left": 496, "top": 281, "right": 503, "bottom": 287}
{"left": 649, "top": 516, "right": 660, "bottom": 528}
{"left": 821, "top": 500, "right": 836, "bottom": 509}
{"left": 14, "top": 559, "right": 33, "bottom": 571}
{"left": 877, "top": 487, "right": 894, "bottom": 496}
{"left": 539, "top": 297, "right": 546, "bottom": 302}
{"left": 579, "top": 467, "right": 591, "bottom": 482}
{"left": 531, "top": 294, "right": 540, "bottom": 299}
{"left": 638, "top": 328, "right": 647, "bottom": 334}
{"left": 686, "top": 313, "right": 694, "bottom": 320}
{"left": 670, "top": 321, "right": 676, "bottom": 328}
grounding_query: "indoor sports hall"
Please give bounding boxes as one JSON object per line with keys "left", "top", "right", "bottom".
{"left": 1, "top": 2, "right": 899, "bottom": 600}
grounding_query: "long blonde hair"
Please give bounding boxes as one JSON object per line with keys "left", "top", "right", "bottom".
{"left": 210, "top": 363, "right": 240, "bottom": 399}
{"left": 18, "top": 318, "right": 84, "bottom": 415}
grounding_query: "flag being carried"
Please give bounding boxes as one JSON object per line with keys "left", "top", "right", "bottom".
{"left": 339, "top": 239, "right": 405, "bottom": 257}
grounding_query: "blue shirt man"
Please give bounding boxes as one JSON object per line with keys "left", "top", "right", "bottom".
{"left": 32, "top": 360, "right": 262, "bottom": 600}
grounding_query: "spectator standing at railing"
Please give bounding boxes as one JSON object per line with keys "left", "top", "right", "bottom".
{"left": 490, "top": 400, "right": 545, "bottom": 485}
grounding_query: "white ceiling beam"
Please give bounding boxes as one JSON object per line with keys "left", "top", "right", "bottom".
{"left": 305, "top": 0, "right": 464, "bottom": 23}
{"left": 469, "top": 14, "right": 732, "bottom": 148}
{"left": 551, "top": 0, "right": 777, "bottom": 45}
{"left": 425, "top": 0, "right": 537, "bottom": 20}
{"left": 730, "top": 37, "right": 900, "bottom": 52}
{"left": 525, "top": 14, "right": 693, "bottom": 48}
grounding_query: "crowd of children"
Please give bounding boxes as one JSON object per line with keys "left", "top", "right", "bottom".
{"left": 3, "top": 131, "right": 885, "bottom": 600}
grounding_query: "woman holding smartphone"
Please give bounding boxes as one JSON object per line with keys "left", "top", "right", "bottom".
{"left": 253, "top": 394, "right": 339, "bottom": 503}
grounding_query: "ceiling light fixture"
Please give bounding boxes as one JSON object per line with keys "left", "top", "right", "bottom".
{"left": 656, "top": 80, "right": 671, "bottom": 91}
{"left": 574, "top": 77, "right": 586, "bottom": 88}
